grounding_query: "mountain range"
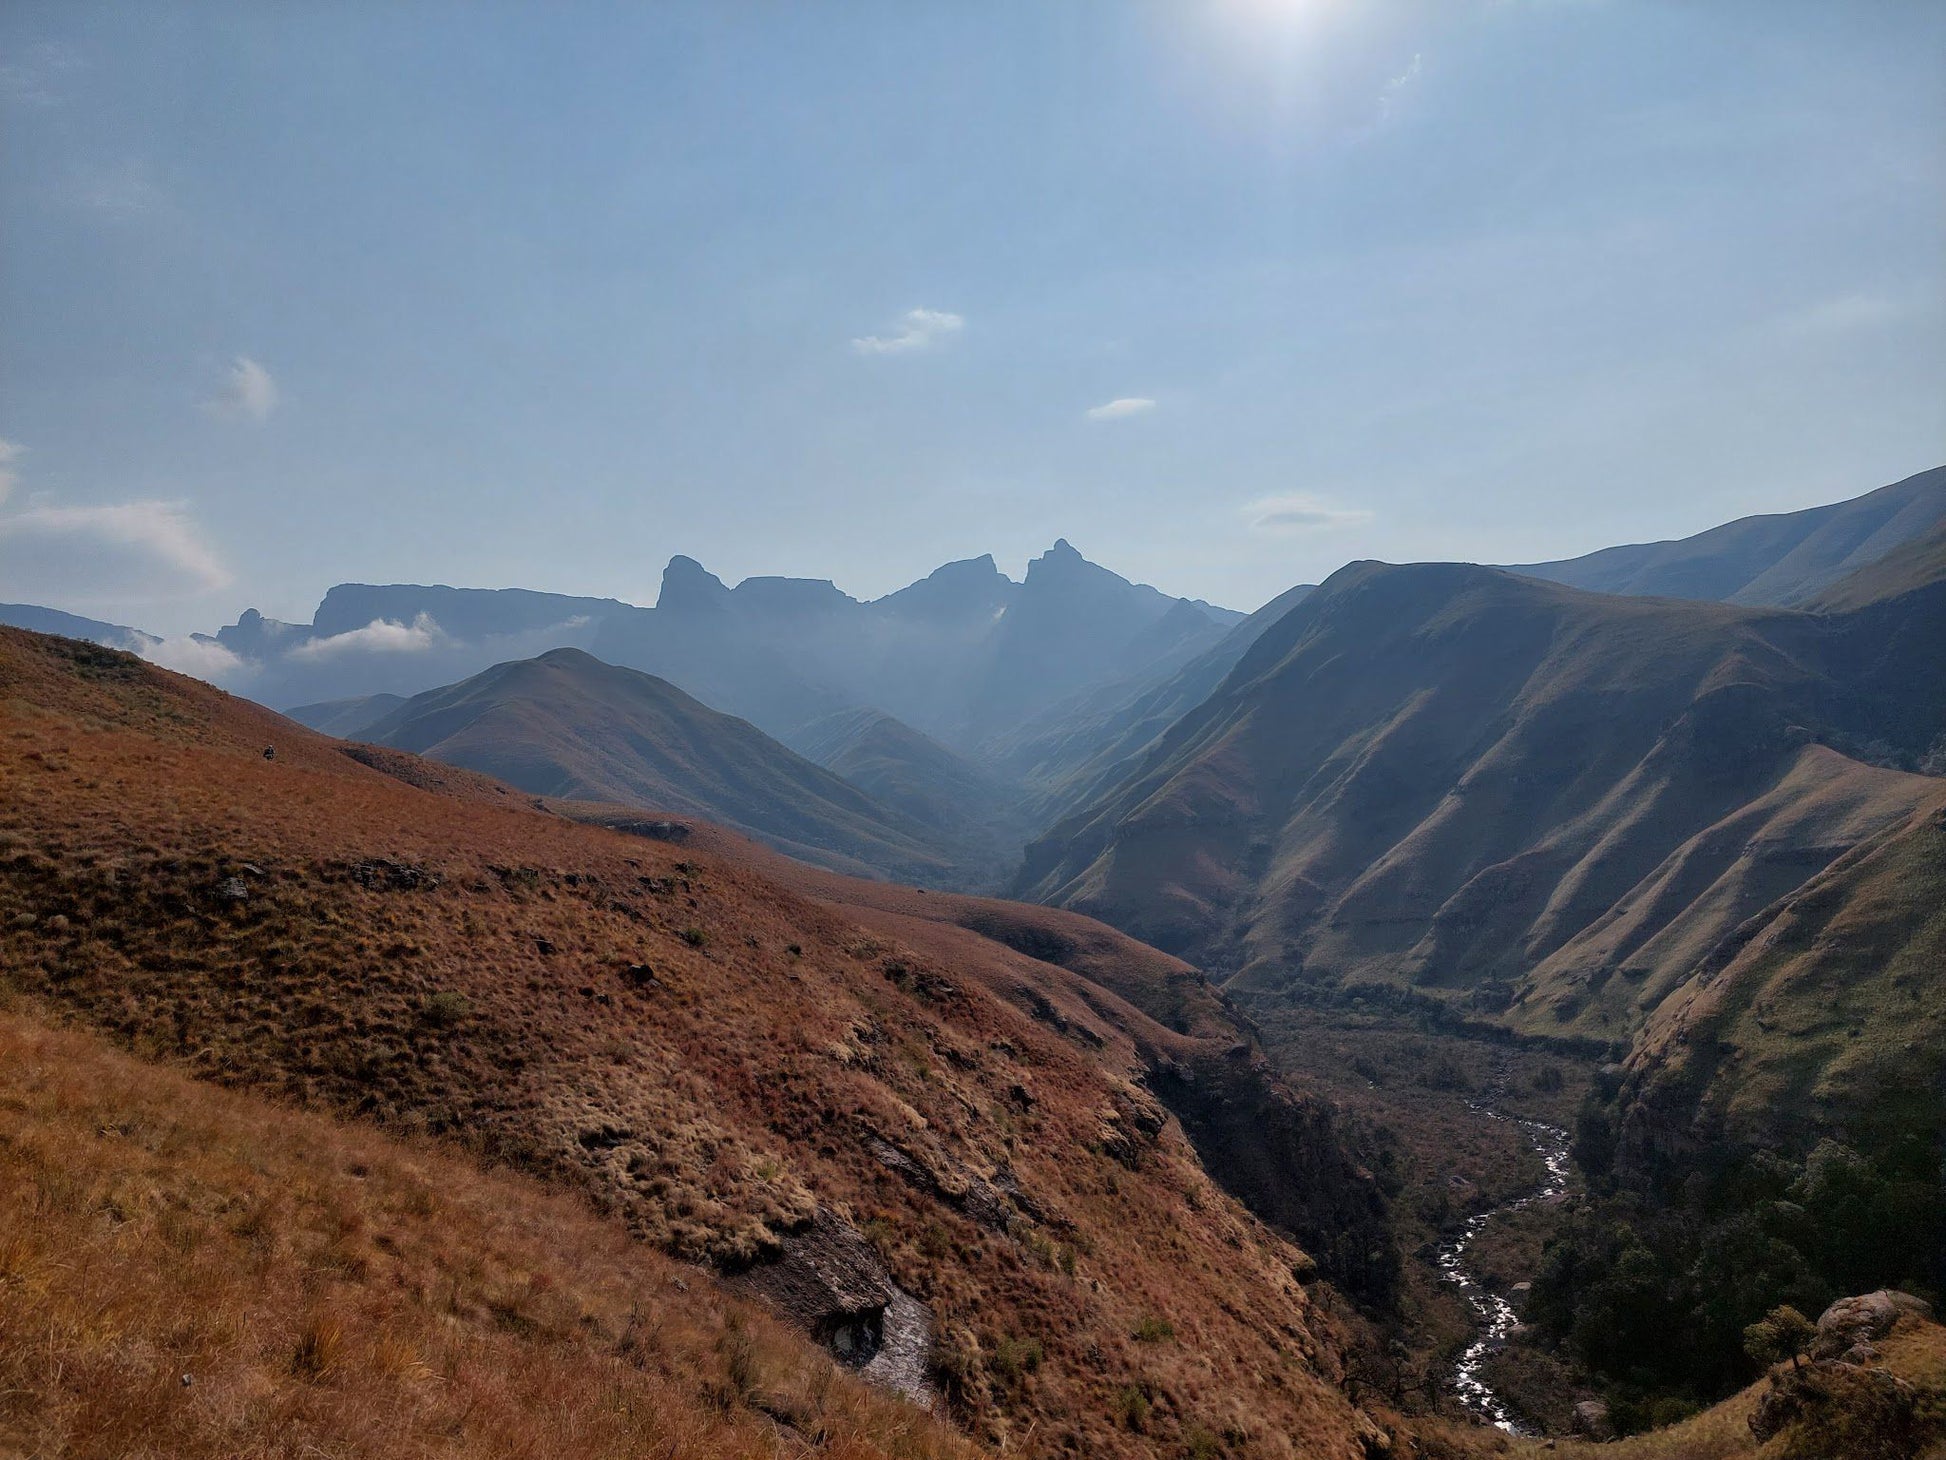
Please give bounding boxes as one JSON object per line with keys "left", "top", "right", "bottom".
{"left": 4, "top": 462, "right": 1945, "bottom": 1449}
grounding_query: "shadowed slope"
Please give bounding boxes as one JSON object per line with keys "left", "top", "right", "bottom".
{"left": 361, "top": 647, "right": 976, "bottom": 884}
{"left": 790, "top": 706, "right": 1031, "bottom": 867}
{"left": 1019, "top": 557, "right": 1945, "bottom": 1050}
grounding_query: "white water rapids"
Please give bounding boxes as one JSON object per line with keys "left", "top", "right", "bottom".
{"left": 1435, "top": 1107, "right": 1572, "bottom": 1433}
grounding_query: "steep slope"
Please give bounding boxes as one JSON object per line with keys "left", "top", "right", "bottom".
{"left": 0, "top": 1013, "right": 976, "bottom": 1460}
{"left": 790, "top": 706, "right": 1031, "bottom": 859}
{"left": 286, "top": 690, "right": 408, "bottom": 738}
{"left": 1507, "top": 464, "right": 1945, "bottom": 606}
{"left": 0, "top": 601, "right": 157, "bottom": 652}
{"left": 1806, "top": 516, "right": 1946, "bottom": 614}
{"left": 360, "top": 648, "right": 975, "bottom": 885}
{"left": 992, "top": 582, "right": 1319, "bottom": 828}
{"left": 0, "top": 626, "right": 1406, "bottom": 1460}
{"left": 1019, "top": 558, "right": 1946, "bottom": 1051}
{"left": 1620, "top": 794, "right": 1946, "bottom": 1165}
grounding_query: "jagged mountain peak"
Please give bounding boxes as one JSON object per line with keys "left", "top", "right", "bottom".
{"left": 656, "top": 554, "right": 733, "bottom": 612}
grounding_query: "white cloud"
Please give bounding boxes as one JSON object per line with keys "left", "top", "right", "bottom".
{"left": 0, "top": 439, "right": 20, "bottom": 504}
{"left": 0, "top": 499, "right": 233, "bottom": 600}
{"left": 1244, "top": 492, "right": 1375, "bottom": 536}
{"left": 139, "top": 635, "right": 251, "bottom": 685}
{"left": 1378, "top": 53, "right": 1424, "bottom": 121}
{"left": 1085, "top": 396, "right": 1157, "bottom": 421}
{"left": 203, "top": 356, "right": 279, "bottom": 421}
{"left": 288, "top": 614, "right": 445, "bottom": 661}
{"left": 851, "top": 308, "right": 965, "bottom": 355}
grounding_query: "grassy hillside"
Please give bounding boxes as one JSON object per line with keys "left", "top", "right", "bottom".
{"left": 0, "top": 1010, "right": 976, "bottom": 1460}
{"left": 1020, "top": 559, "right": 1944, "bottom": 1047}
{"left": 360, "top": 647, "right": 984, "bottom": 885}
{"left": 990, "top": 583, "right": 1318, "bottom": 831}
{"left": 791, "top": 706, "right": 1032, "bottom": 868}
{"left": 0, "top": 626, "right": 1406, "bottom": 1460}
{"left": 1508, "top": 464, "right": 1945, "bottom": 605}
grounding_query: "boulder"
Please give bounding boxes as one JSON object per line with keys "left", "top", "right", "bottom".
{"left": 1572, "top": 1398, "right": 1616, "bottom": 1441}
{"left": 1811, "top": 1290, "right": 1933, "bottom": 1360}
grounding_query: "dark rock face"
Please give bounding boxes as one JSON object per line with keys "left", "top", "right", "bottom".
{"left": 728, "top": 1210, "right": 897, "bottom": 1341}
{"left": 1147, "top": 1050, "right": 1398, "bottom": 1305}
{"left": 726, "top": 1210, "right": 932, "bottom": 1403}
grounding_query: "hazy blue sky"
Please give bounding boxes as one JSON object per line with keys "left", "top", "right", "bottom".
{"left": 2, "top": 0, "right": 1942, "bottom": 634}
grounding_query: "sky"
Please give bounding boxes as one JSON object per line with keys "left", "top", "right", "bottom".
{"left": 1, "top": 0, "right": 1942, "bottom": 636}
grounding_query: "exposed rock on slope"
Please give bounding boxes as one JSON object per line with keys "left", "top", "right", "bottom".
{"left": 0, "top": 626, "right": 1397, "bottom": 1460}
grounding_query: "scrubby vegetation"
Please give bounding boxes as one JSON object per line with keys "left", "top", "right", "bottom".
{"left": 1528, "top": 1083, "right": 1945, "bottom": 1427}
{"left": 0, "top": 1011, "right": 973, "bottom": 1460}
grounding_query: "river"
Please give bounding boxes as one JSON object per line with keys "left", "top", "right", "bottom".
{"left": 1435, "top": 1107, "right": 1572, "bottom": 1433}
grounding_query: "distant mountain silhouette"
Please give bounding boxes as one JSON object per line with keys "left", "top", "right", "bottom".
{"left": 591, "top": 540, "right": 1242, "bottom": 752}
{"left": 791, "top": 706, "right": 1031, "bottom": 859}
{"left": 0, "top": 603, "right": 157, "bottom": 653}
{"left": 285, "top": 692, "right": 408, "bottom": 738}
{"left": 1507, "top": 464, "right": 1944, "bottom": 604}
{"left": 361, "top": 648, "right": 984, "bottom": 884}
{"left": 990, "top": 581, "right": 1319, "bottom": 825}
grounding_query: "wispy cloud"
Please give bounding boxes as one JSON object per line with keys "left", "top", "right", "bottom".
{"left": 203, "top": 356, "right": 280, "bottom": 421}
{"left": 0, "top": 42, "right": 82, "bottom": 108}
{"left": 0, "top": 499, "right": 233, "bottom": 601}
{"left": 1085, "top": 397, "right": 1157, "bottom": 422}
{"left": 1377, "top": 53, "right": 1424, "bottom": 123}
{"left": 288, "top": 614, "right": 445, "bottom": 661}
{"left": 1776, "top": 289, "right": 1926, "bottom": 339}
{"left": 1244, "top": 492, "right": 1374, "bottom": 536}
{"left": 0, "top": 440, "right": 21, "bottom": 505}
{"left": 73, "top": 158, "right": 167, "bottom": 220}
{"left": 851, "top": 308, "right": 964, "bottom": 355}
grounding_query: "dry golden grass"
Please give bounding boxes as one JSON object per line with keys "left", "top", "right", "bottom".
{"left": 0, "top": 629, "right": 1412, "bottom": 1460}
{"left": 0, "top": 1008, "right": 976, "bottom": 1460}
{"left": 1515, "top": 1317, "right": 1946, "bottom": 1460}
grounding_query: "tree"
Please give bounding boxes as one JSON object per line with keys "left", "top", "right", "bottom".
{"left": 1744, "top": 1304, "right": 1815, "bottom": 1373}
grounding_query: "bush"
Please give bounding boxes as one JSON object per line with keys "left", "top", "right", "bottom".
{"left": 421, "top": 990, "right": 470, "bottom": 1028}
{"left": 1132, "top": 1316, "right": 1175, "bottom": 1343}
{"left": 1745, "top": 1304, "right": 1815, "bottom": 1371}
{"left": 679, "top": 927, "right": 707, "bottom": 948}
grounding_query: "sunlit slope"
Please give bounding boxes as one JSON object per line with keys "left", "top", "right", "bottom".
{"left": 1622, "top": 795, "right": 1946, "bottom": 1161}
{"left": 0, "top": 1012, "right": 976, "bottom": 1460}
{"left": 1509, "top": 463, "right": 1945, "bottom": 606}
{"left": 1020, "top": 557, "right": 1945, "bottom": 1043}
{"left": 0, "top": 627, "right": 1397, "bottom": 1460}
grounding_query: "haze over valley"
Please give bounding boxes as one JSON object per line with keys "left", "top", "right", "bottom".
{"left": 4, "top": 3, "right": 1943, "bottom": 1456}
